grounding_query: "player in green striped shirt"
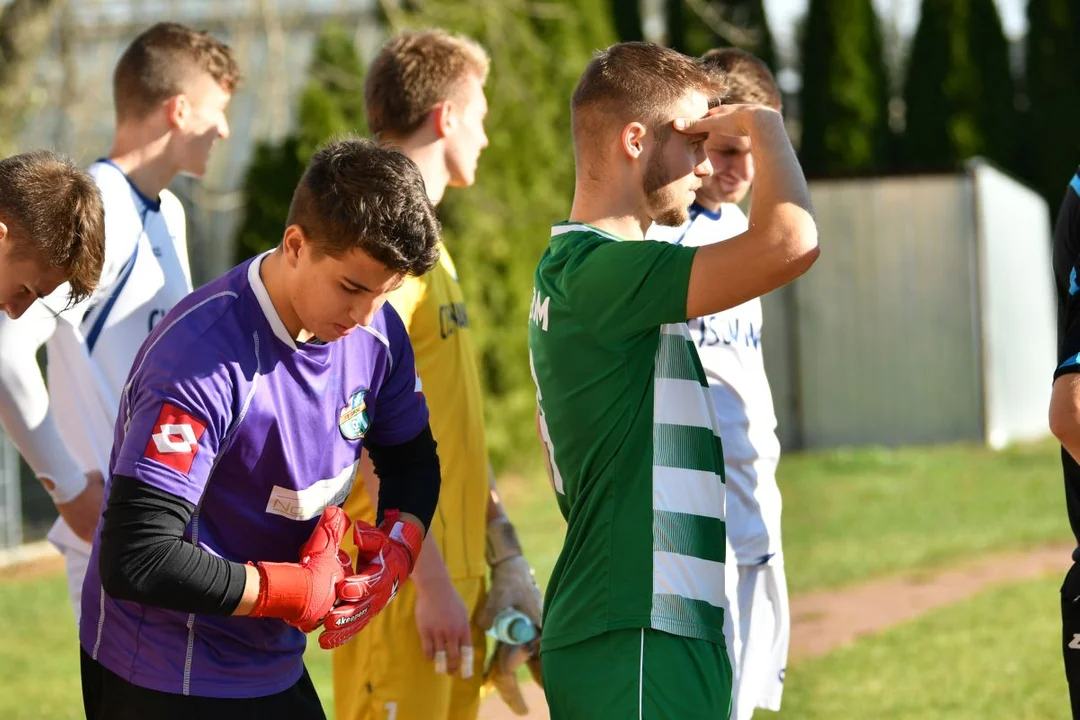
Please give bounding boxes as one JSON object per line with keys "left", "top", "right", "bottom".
{"left": 528, "top": 42, "right": 819, "bottom": 718}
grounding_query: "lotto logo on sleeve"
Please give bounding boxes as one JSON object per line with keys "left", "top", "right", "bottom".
{"left": 144, "top": 402, "right": 208, "bottom": 474}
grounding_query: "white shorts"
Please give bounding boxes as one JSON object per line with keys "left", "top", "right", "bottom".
{"left": 46, "top": 517, "right": 92, "bottom": 627}
{"left": 724, "top": 558, "right": 790, "bottom": 720}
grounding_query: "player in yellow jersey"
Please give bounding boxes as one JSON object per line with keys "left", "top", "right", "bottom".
{"left": 331, "top": 29, "right": 544, "bottom": 720}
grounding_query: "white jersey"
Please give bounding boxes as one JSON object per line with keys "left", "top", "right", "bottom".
{"left": 0, "top": 159, "right": 192, "bottom": 554}
{"left": 647, "top": 203, "right": 782, "bottom": 564}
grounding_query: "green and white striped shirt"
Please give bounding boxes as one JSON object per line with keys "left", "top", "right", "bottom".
{"left": 529, "top": 222, "right": 727, "bottom": 652}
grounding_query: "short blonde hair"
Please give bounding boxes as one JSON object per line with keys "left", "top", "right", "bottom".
{"left": 114, "top": 22, "right": 240, "bottom": 122}
{"left": 571, "top": 42, "right": 722, "bottom": 158}
{"left": 364, "top": 29, "right": 490, "bottom": 138}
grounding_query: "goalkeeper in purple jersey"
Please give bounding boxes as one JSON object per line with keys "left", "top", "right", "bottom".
{"left": 79, "top": 138, "right": 443, "bottom": 720}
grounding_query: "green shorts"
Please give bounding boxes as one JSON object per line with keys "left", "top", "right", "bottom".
{"left": 541, "top": 628, "right": 732, "bottom": 719}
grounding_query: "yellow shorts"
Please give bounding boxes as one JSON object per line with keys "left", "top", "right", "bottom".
{"left": 332, "top": 575, "right": 488, "bottom": 720}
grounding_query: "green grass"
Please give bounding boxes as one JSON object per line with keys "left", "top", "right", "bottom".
{"left": 0, "top": 441, "right": 1070, "bottom": 718}
{"left": 305, "top": 645, "right": 335, "bottom": 716}
{"left": 780, "top": 440, "right": 1071, "bottom": 594}
{"left": 4, "top": 573, "right": 1071, "bottom": 720}
{"left": 780, "top": 575, "right": 1069, "bottom": 719}
{"left": 0, "top": 570, "right": 340, "bottom": 720}
{"left": 0, "top": 574, "right": 80, "bottom": 719}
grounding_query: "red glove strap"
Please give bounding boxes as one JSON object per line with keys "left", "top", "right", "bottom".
{"left": 249, "top": 561, "right": 311, "bottom": 622}
{"left": 246, "top": 506, "right": 351, "bottom": 629}
{"left": 385, "top": 517, "right": 424, "bottom": 572}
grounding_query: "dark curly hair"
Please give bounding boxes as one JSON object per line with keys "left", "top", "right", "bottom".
{"left": 286, "top": 137, "right": 441, "bottom": 276}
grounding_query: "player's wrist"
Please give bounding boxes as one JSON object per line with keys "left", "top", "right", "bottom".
{"left": 746, "top": 107, "right": 785, "bottom": 143}
{"left": 41, "top": 471, "right": 88, "bottom": 505}
{"left": 413, "top": 571, "right": 455, "bottom": 600}
{"left": 232, "top": 563, "right": 261, "bottom": 616}
{"left": 412, "top": 558, "right": 453, "bottom": 594}
{"left": 485, "top": 516, "right": 523, "bottom": 567}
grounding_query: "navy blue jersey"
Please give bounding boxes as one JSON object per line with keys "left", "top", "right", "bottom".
{"left": 1053, "top": 168, "right": 1080, "bottom": 545}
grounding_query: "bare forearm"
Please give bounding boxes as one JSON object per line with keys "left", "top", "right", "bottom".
{"left": 411, "top": 532, "right": 453, "bottom": 592}
{"left": 686, "top": 110, "right": 819, "bottom": 319}
{"left": 741, "top": 112, "right": 818, "bottom": 289}
{"left": 1051, "top": 375, "right": 1080, "bottom": 463}
{"left": 746, "top": 111, "right": 815, "bottom": 238}
{"left": 487, "top": 465, "right": 508, "bottom": 524}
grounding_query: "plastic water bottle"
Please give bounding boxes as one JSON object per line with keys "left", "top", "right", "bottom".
{"left": 487, "top": 608, "right": 537, "bottom": 645}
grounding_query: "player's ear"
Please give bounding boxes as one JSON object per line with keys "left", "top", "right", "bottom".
{"left": 433, "top": 100, "right": 455, "bottom": 139}
{"left": 164, "top": 94, "right": 188, "bottom": 130}
{"left": 0, "top": 221, "right": 8, "bottom": 246}
{"left": 621, "top": 122, "right": 647, "bottom": 160}
{"left": 281, "top": 225, "right": 305, "bottom": 266}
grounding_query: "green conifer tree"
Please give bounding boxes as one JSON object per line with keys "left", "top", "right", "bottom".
{"left": 1024, "top": 0, "right": 1080, "bottom": 207}
{"left": 901, "top": 0, "right": 1018, "bottom": 173}
{"left": 799, "top": 0, "right": 892, "bottom": 176}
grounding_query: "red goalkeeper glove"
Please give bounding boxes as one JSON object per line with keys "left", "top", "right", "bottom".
{"left": 318, "top": 510, "right": 423, "bottom": 649}
{"left": 248, "top": 506, "right": 353, "bottom": 632}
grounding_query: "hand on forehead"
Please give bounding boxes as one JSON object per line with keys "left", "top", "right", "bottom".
{"left": 659, "top": 92, "right": 712, "bottom": 143}
{"left": 673, "top": 102, "right": 772, "bottom": 139}
{"left": 669, "top": 91, "right": 712, "bottom": 126}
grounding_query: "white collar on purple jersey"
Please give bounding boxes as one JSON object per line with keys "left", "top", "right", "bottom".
{"left": 247, "top": 251, "right": 393, "bottom": 352}
{"left": 248, "top": 252, "right": 300, "bottom": 350}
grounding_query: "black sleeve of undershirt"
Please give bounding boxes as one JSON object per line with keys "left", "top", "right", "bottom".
{"left": 98, "top": 475, "right": 247, "bottom": 615}
{"left": 366, "top": 423, "right": 441, "bottom": 532}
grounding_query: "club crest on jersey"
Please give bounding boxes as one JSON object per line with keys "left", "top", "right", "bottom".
{"left": 339, "top": 389, "right": 370, "bottom": 441}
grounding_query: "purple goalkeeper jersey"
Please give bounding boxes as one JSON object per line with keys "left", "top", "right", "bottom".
{"left": 79, "top": 254, "right": 429, "bottom": 698}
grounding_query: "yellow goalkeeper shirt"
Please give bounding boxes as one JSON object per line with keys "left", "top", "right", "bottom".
{"left": 343, "top": 243, "right": 489, "bottom": 580}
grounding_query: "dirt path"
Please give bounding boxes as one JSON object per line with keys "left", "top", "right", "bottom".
{"left": 0, "top": 541, "right": 64, "bottom": 581}
{"left": 788, "top": 544, "right": 1071, "bottom": 662}
{"left": 477, "top": 544, "right": 1074, "bottom": 720}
